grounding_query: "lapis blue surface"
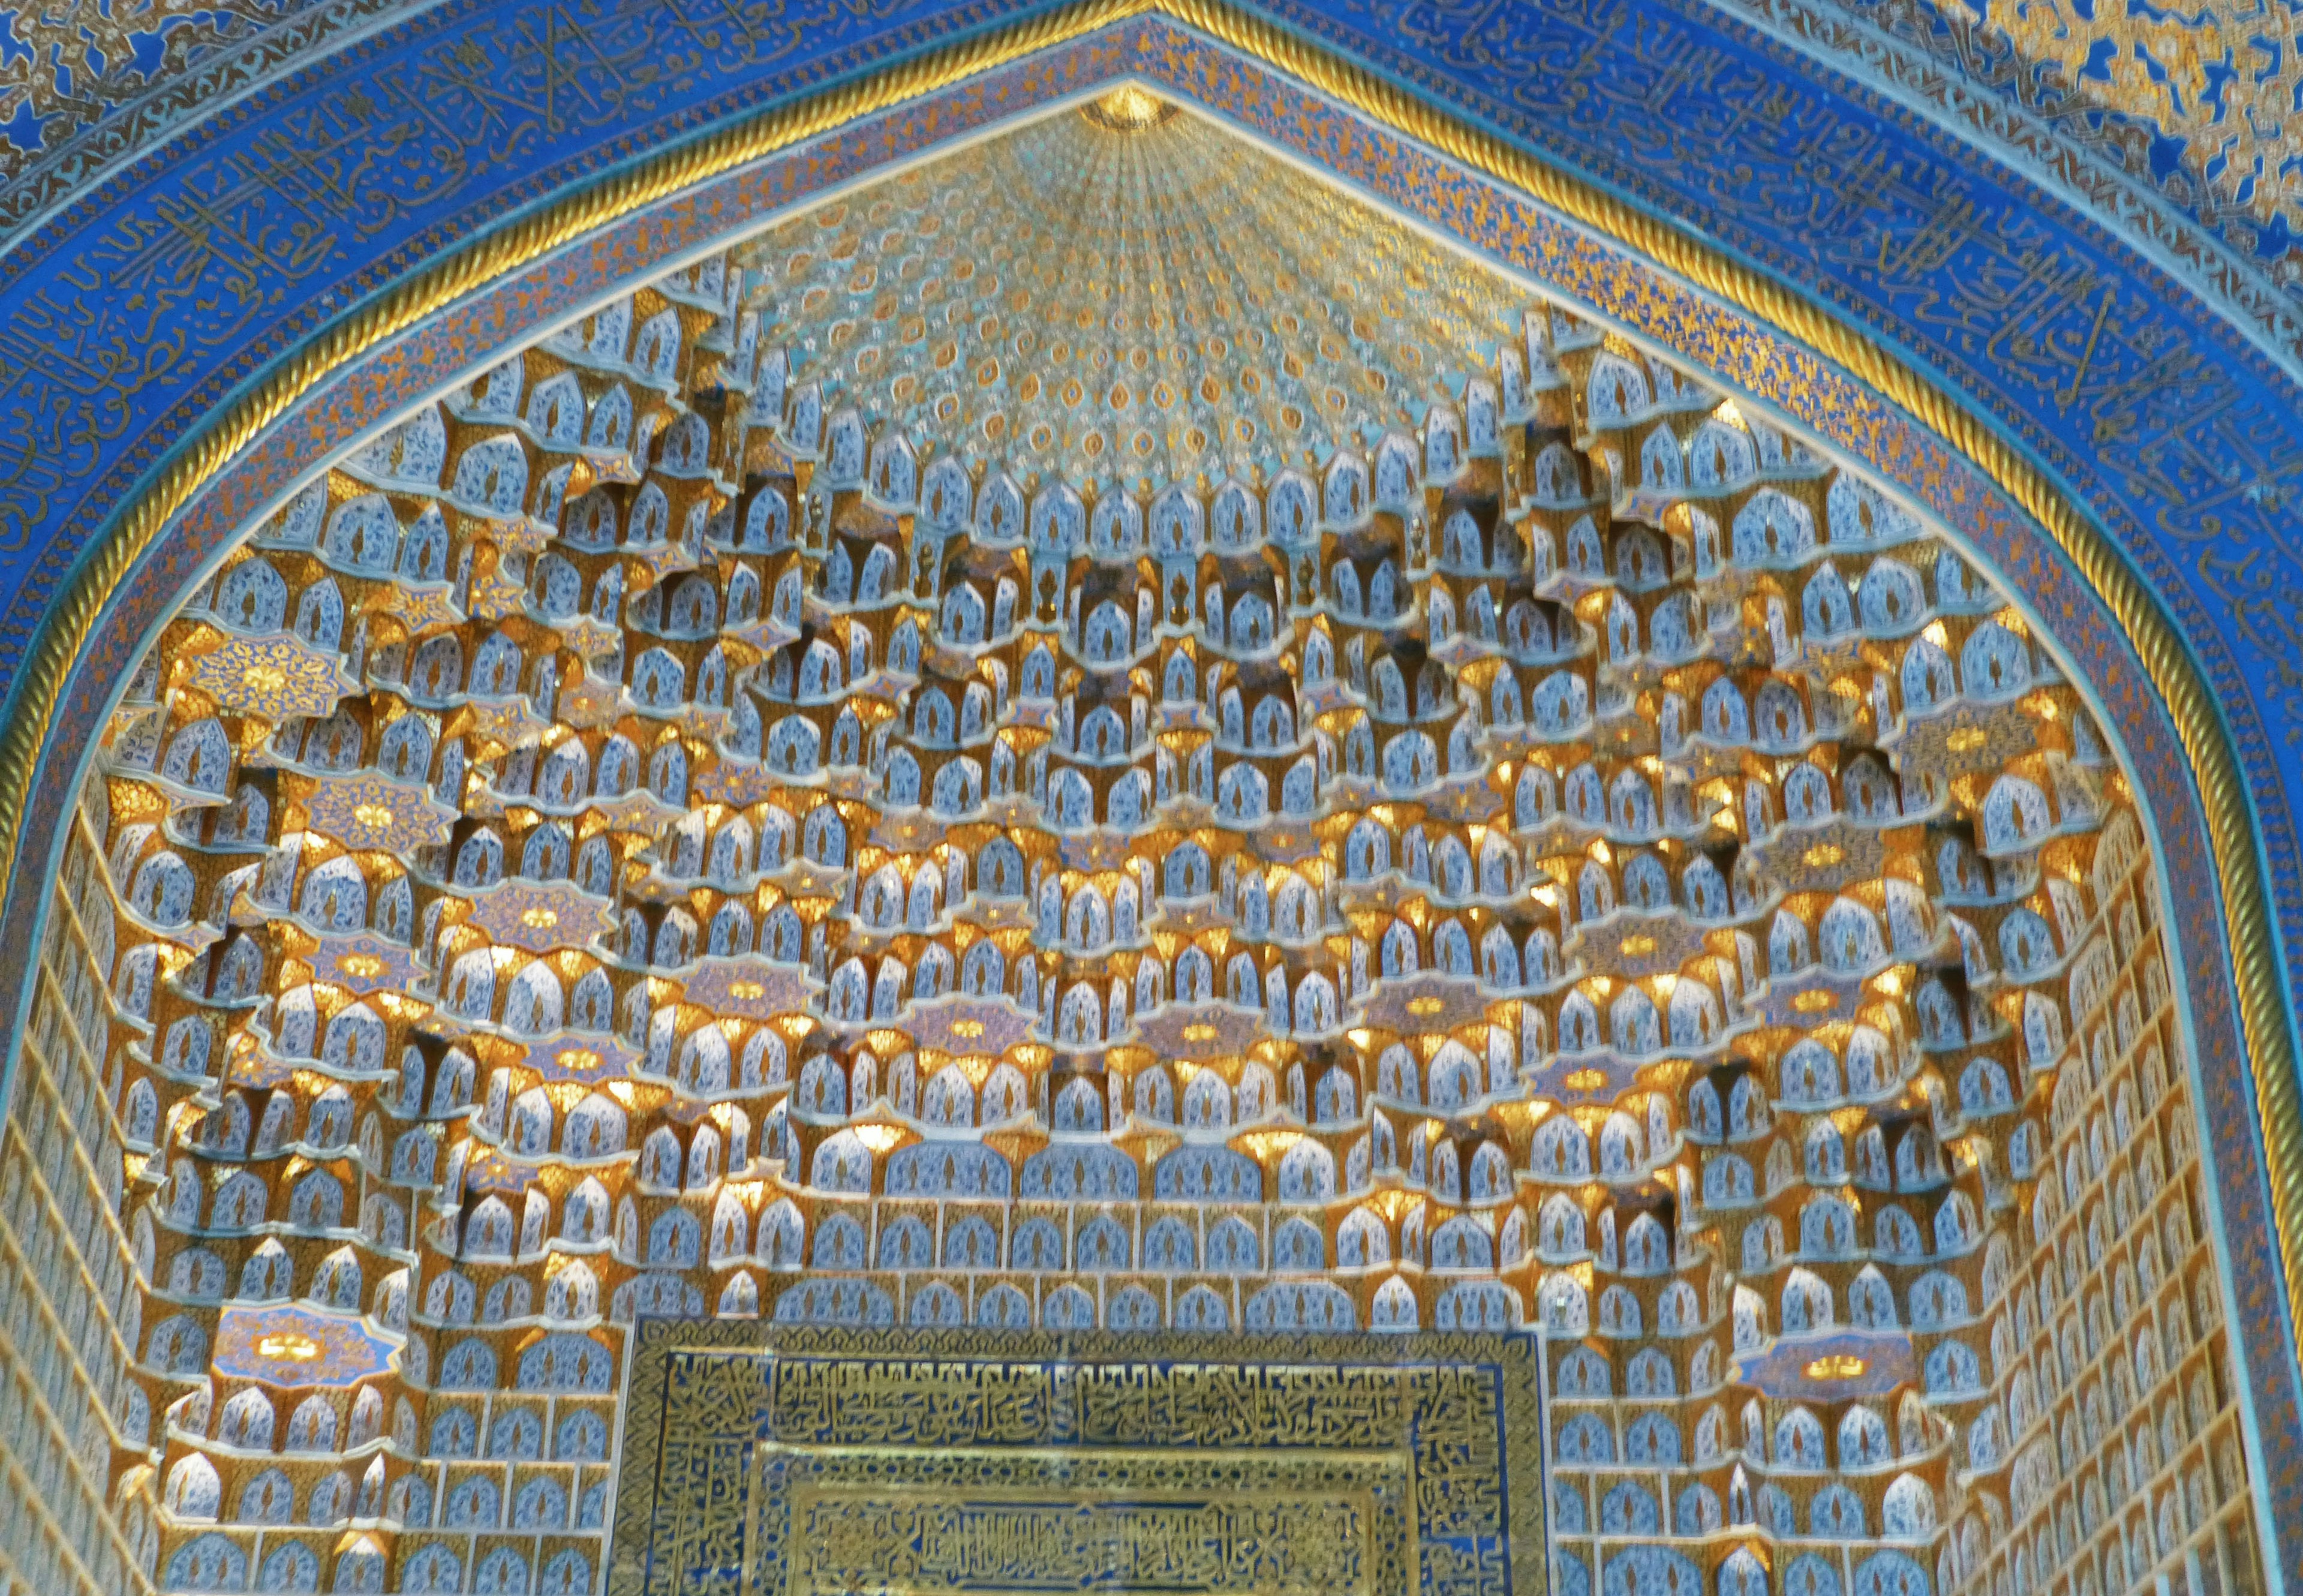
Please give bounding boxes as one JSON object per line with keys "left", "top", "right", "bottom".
{"left": 2, "top": 0, "right": 2297, "bottom": 973}
{"left": 3, "top": 0, "right": 2302, "bottom": 1525}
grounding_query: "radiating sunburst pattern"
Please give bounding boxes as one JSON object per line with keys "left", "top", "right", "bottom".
{"left": 743, "top": 106, "right": 1532, "bottom": 497}
{"left": 45, "top": 100, "right": 2262, "bottom": 1596}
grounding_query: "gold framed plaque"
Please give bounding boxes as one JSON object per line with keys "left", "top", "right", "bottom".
{"left": 607, "top": 1324, "right": 1549, "bottom": 1596}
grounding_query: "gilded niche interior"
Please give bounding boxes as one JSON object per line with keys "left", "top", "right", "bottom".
{"left": 0, "top": 94, "right": 2267, "bottom": 1596}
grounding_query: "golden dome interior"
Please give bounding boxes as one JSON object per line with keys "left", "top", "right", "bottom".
{"left": 13, "top": 103, "right": 2254, "bottom": 1596}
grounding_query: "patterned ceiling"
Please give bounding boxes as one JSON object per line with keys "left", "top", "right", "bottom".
{"left": 741, "top": 107, "right": 1534, "bottom": 494}
{"left": 13, "top": 89, "right": 2257, "bottom": 1596}
{"left": 1, "top": 4, "right": 2299, "bottom": 1595}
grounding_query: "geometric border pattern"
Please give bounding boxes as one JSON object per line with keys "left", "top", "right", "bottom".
{"left": 3, "top": 0, "right": 2302, "bottom": 1568}
{"left": 608, "top": 1325, "right": 1547, "bottom": 1596}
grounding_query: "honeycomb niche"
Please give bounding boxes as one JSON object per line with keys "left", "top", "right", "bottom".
{"left": 14, "top": 91, "right": 2262, "bottom": 1596}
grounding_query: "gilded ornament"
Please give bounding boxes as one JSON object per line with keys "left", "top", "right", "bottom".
{"left": 299, "top": 769, "right": 458, "bottom": 852}
{"left": 179, "top": 632, "right": 358, "bottom": 719}
{"left": 610, "top": 1326, "right": 1545, "bottom": 1596}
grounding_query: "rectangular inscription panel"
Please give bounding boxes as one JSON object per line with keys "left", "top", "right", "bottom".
{"left": 787, "top": 1483, "right": 1376, "bottom": 1596}
{"left": 609, "top": 1327, "right": 1545, "bottom": 1596}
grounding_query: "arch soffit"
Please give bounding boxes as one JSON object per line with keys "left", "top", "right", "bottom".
{"left": 1, "top": 0, "right": 2300, "bottom": 1513}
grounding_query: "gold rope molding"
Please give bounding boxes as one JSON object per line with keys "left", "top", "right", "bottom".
{"left": 4, "top": 0, "right": 2296, "bottom": 1360}
{"left": 1161, "top": 0, "right": 2303, "bottom": 1364}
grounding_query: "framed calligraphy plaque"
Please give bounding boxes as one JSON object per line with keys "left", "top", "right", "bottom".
{"left": 608, "top": 1324, "right": 1547, "bottom": 1596}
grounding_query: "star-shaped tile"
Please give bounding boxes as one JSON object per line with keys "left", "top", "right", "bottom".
{"left": 301, "top": 771, "right": 459, "bottom": 852}
{"left": 900, "top": 993, "right": 1041, "bottom": 1057}
{"left": 1351, "top": 970, "right": 1493, "bottom": 1035}
{"left": 512, "top": 1031, "right": 640, "bottom": 1082}
{"left": 1134, "top": 1003, "right": 1264, "bottom": 1060}
{"left": 1563, "top": 910, "right": 1715, "bottom": 981}
{"left": 462, "top": 881, "right": 620, "bottom": 953}
{"left": 1734, "top": 1329, "right": 1916, "bottom": 1401}
{"left": 179, "top": 632, "right": 359, "bottom": 720}
{"left": 680, "top": 958, "right": 819, "bottom": 1021}
{"left": 212, "top": 1306, "right": 395, "bottom": 1388}
{"left": 308, "top": 931, "right": 425, "bottom": 996}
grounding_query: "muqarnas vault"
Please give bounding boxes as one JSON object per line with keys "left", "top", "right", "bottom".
{"left": 0, "top": 101, "right": 2259, "bottom": 1596}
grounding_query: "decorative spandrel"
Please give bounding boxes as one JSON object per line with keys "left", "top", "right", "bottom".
{"left": 609, "top": 1326, "right": 1546, "bottom": 1596}
{"left": 57, "top": 79, "right": 2265, "bottom": 1596}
